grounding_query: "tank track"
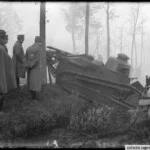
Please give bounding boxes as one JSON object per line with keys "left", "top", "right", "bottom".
{"left": 56, "top": 71, "right": 142, "bottom": 110}
{"left": 57, "top": 71, "right": 142, "bottom": 94}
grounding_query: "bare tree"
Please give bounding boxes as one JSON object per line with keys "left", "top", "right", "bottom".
{"left": 137, "top": 16, "right": 147, "bottom": 66}
{"left": 129, "top": 3, "right": 141, "bottom": 68}
{"left": 112, "top": 23, "right": 129, "bottom": 57}
{"left": 88, "top": 3, "right": 103, "bottom": 56}
{"left": 62, "top": 3, "right": 85, "bottom": 54}
{"left": 103, "top": 2, "right": 119, "bottom": 60}
{"left": 119, "top": 22, "right": 127, "bottom": 53}
{"left": 62, "top": 2, "right": 102, "bottom": 54}
{"left": 140, "top": 19, "right": 144, "bottom": 66}
{"left": 111, "top": 28, "right": 118, "bottom": 56}
{"left": 92, "top": 26, "right": 103, "bottom": 57}
{"left": 85, "top": 3, "right": 90, "bottom": 55}
{"left": 106, "top": 3, "right": 110, "bottom": 59}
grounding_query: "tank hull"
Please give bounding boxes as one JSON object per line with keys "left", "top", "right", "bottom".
{"left": 56, "top": 57, "right": 142, "bottom": 110}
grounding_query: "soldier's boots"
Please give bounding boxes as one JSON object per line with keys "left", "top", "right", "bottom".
{"left": 30, "top": 91, "right": 40, "bottom": 101}
{"left": 0, "top": 95, "right": 4, "bottom": 111}
{"left": 16, "top": 77, "right": 21, "bottom": 89}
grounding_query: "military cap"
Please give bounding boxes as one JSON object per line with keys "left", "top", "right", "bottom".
{"left": 118, "top": 53, "right": 129, "bottom": 60}
{"left": 0, "top": 29, "right": 6, "bottom": 39}
{"left": 17, "top": 34, "right": 24, "bottom": 40}
{"left": 35, "top": 36, "right": 42, "bottom": 43}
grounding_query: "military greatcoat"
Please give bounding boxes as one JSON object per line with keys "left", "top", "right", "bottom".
{"left": 26, "top": 43, "right": 42, "bottom": 92}
{"left": 3, "top": 45, "right": 8, "bottom": 53}
{"left": 0, "top": 44, "right": 17, "bottom": 94}
{"left": 12, "top": 41, "right": 26, "bottom": 78}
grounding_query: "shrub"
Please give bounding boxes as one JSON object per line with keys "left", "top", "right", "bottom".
{"left": 68, "top": 104, "right": 136, "bottom": 136}
{"left": 0, "top": 84, "right": 91, "bottom": 141}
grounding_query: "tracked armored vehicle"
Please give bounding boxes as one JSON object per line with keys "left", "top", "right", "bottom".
{"left": 47, "top": 46, "right": 144, "bottom": 111}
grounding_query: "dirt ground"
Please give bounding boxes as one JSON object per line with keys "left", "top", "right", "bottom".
{"left": 0, "top": 84, "right": 150, "bottom": 148}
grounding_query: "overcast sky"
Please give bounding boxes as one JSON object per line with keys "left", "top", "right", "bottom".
{"left": 7, "top": 2, "right": 150, "bottom": 55}
{"left": 10, "top": 2, "right": 71, "bottom": 52}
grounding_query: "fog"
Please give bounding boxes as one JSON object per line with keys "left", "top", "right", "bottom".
{"left": 1, "top": 2, "right": 150, "bottom": 86}
{"left": 8, "top": 2, "right": 71, "bottom": 54}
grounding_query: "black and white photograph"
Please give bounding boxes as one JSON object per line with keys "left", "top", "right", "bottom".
{"left": 0, "top": 1, "right": 150, "bottom": 148}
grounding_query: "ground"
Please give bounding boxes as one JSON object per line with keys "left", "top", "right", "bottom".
{"left": 0, "top": 84, "right": 150, "bottom": 148}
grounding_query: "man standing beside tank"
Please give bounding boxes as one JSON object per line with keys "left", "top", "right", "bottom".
{"left": 0, "top": 29, "right": 17, "bottom": 111}
{"left": 12, "top": 34, "right": 27, "bottom": 89}
{"left": 26, "top": 36, "right": 42, "bottom": 100}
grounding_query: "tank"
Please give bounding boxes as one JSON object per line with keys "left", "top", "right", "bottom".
{"left": 47, "top": 46, "right": 143, "bottom": 110}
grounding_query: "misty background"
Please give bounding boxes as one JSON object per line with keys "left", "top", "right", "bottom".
{"left": 1, "top": 2, "right": 150, "bottom": 86}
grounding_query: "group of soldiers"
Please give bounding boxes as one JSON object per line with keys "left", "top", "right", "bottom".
{"left": 0, "top": 29, "right": 43, "bottom": 111}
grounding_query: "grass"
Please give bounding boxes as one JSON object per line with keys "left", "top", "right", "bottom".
{"left": 0, "top": 84, "right": 150, "bottom": 146}
{"left": 68, "top": 104, "right": 135, "bottom": 136}
{"left": 0, "top": 84, "right": 90, "bottom": 144}
{"left": 0, "top": 87, "right": 56, "bottom": 143}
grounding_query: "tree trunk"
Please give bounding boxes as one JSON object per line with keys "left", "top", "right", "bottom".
{"left": 130, "top": 4, "right": 140, "bottom": 68}
{"left": 85, "top": 2, "right": 89, "bottom": 55}
{"left": 131, "top": 36, "right": 134, "bottom": 67}
{"left": 106, "top": 3, "right": 110, "bottom": 60}
{"left": 72, "top": 29, "right": 76, "bottom": 54}
{"left": 131, "top": 29, "right": 136, "bottom": 68}
{"left": 114, "top": 29, "right": 116, "bottom": 56}
{"left": 140, "top": 21, "right": 143, "bottom": 66}
{"left": 96, "top": 33, "right": 99, "bottom": 56}
{"left": 92, "top": 33, "right": 98, "bottom": 56}
{"left": 40, "top": 2, "right": 47, "bottom": 84}
{"left": 120, "top": 27, "right": 123, "bottom": 53}
{"left": 134, "top": 40, "right": 137, "bottom": 68}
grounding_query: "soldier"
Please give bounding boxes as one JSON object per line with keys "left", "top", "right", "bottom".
{"left": 26, "top": 36, "right": 42, "bottom": 100}
{"left": 12, "top": 34, "right": 26, "bottom": 88}
{"left": 3, "top": 35, "right": 8, "bottom": 53}
{"left": 0, "top": 29, "right": 17, "bottom": 111}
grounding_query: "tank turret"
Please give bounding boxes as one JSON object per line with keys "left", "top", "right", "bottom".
{"left": 105, "top": 53, "right": 131, "bottom": 77}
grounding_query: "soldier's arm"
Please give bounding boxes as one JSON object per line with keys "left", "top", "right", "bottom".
{"left": 25, "top": 49, "right": 29, "bottom": 61}
{"left": 29, "top": 49, "right": 41, "bottom": 68}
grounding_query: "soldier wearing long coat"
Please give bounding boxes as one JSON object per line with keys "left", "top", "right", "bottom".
{"left": 26, "top": 36, "right": 42, "bottom": 100}
{"left": 12, "top": 35, "right": 26, "bottom": 88}
{"left": 0, "top": 29, "right": 17, "bottom": 110}
{"left": 3, "top": 35, "right": 8, "bottom": 53}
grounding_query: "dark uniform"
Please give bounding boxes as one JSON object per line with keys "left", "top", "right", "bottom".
{"left": 12, "top": 35, "right": 26, "bottom": 88}
{"left": 0, "top": 30, "right": 17, "bottom": 110}
{"left": 26, "top": 36, "right": 42, "bottom": 100}
{"left": 4, "top": 35, "right": 8, "bottom": 53}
